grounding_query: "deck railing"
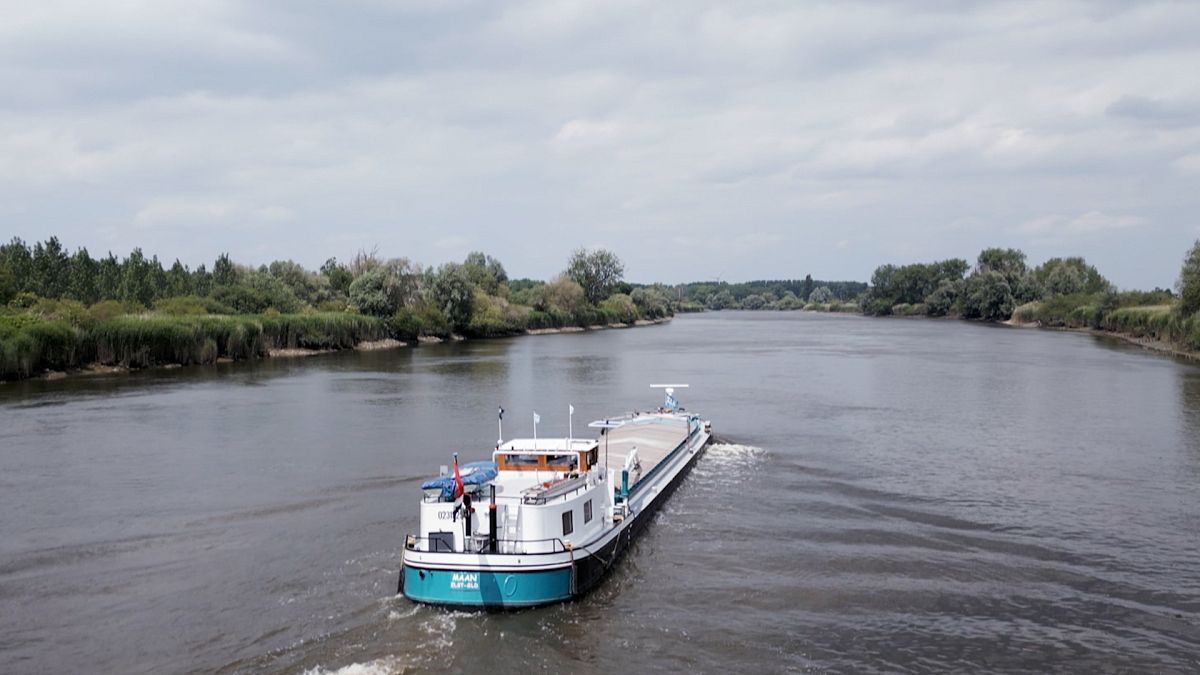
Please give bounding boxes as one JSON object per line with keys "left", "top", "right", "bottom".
{"left": 404, "top": 533, "right": 573, "bottom": 556}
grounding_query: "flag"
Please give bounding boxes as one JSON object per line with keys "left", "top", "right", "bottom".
{"left": 533, "top": 412, "right": 540, "bottom": 424}
{"left": 569, "top": 404, "right": 575, "bottom": 415}
{"left": 498, "top": 406, "right": 504, "bottom": 420}
{"left": 452, "top": 453, "right": 464, "bottom": 500}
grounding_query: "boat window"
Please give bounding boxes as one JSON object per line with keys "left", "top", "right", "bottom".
{"left": 584, "top": 499, "right": 592, "bottom": 524}
{"left": 562, "top": 510, "right": 574, "bottom": 536}
{"left": 546, "top": 454, "right": 577, "bottom": 469}
{"left": 430, "top": 531, "right": 455, "bottom": 553}
{"left": 506, "top": 454, "right": 540, "bottom": 467}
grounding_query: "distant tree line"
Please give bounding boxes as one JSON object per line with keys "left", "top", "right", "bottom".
{"left": 860, "top": 242, "right": 1200, "bottom": 351}
{"left": 0, "top": 238, "right": 677, "bottom": 380}
{"left": 676, "top": 276, "right": 867, "bottom": 312}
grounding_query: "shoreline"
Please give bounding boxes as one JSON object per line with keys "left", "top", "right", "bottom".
{"left": 1004, "top": 318, "right": 1200, "bottom": 362}
{"left": 16, "top": 317, "right": 673, "bottom": 383}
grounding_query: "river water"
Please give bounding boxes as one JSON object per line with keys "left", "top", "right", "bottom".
{"left": 2, "top": 312, "right": 1198, "bottom": 674}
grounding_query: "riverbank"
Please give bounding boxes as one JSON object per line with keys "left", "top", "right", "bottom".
{"left": 1005, "top": 316, "right": 1200, "bottom": 362}
{"left": 6, "top": 316, "right": 672, "bottom": 383}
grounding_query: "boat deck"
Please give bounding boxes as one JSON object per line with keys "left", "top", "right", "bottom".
{"left": 599, "top": 414, "right": 690, "bottom": 478}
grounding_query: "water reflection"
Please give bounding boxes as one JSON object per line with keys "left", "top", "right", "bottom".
{"left": 1181, "top": 369, "right": 1200, "bottom": 466}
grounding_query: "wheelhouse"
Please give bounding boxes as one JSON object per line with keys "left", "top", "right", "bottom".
{"left": 493, "top": 439, "right": 599, "bottom": 474}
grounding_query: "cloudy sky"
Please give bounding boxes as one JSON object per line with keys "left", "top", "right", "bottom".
{"left": 3, "top": 1, "right": 1198, "bottom": 288}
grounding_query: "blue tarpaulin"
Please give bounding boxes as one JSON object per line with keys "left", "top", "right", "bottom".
{"left": 421, "top": 460, "right": 498, "bottom": 498}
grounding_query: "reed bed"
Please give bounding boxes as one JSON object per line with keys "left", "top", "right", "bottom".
{"left": 0, "top": 312, "right": 388, "bottom": 380}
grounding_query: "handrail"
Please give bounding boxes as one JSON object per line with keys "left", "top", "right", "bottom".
{"left": 522, "top": 476, "right": 591, "bottom": 504}
{"left": 404, "top": 533, "right": 574, "bottom": 556}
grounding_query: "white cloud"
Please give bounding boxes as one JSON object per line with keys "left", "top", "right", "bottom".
{"left": 1174, "top": 153, "right": 1200, "bottom": 173}
{"left": 133, "top": 198, "right": 293, "bottom": 228}
{"left": 1015, "top": 211, "right": 1146, "bottom": 236}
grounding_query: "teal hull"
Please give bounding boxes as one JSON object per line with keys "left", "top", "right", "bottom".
{"left": 401, "top": 564, "right": 573, "bottom": 608}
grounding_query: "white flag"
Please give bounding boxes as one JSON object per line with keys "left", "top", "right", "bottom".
{"left": 569, "top": 404, "right": 575, "bottom": 415}
{"left": 533, "top": 412, "right": 540, "bottom": 424}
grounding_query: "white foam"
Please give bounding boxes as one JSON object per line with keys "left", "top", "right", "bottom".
{"left": 302, "top": 657, "right": 404, "bottom": 675}
{"left": 698, "top": 443, "right": 765, "bottom": 470}
{"left": 707, "top": 442, "right": 766, "bottom": 459}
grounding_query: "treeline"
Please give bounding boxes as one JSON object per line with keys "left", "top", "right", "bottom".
{"left": 677, "top": 276, "right": 867, "bottom": 312}
{"left": 861, "top": 243, "right": 1200, "bottom": 351}
{"left": 0, "top": 238, "right": 678, "bottom": 380}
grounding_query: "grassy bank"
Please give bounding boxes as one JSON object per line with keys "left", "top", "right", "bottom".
{"left": 1009, "top": 300, "right": 1200, "bottom": 353}
{"left": 0, "top": 313, "right": 387, "bottom": 380}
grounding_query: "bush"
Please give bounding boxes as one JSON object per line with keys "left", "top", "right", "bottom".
{"left": 465, "top": 293, "right": 527, "bottom": 337}
{"left": 390, "top": 307, "right": 424, "bottom": 341}
{"left": 1035, "top": 293, "right": 1107, "bottom": 328}
{"left": 88, "top": 300, "right": 140, "bottom": 324}
{"left": 809, "top": 286, "right": 834, "bottom": 304}
{"left": 599, "top": 293, "right": 639, "bottom": 323}
{"left": 8, "top": 292, "right": 39, "bottom": 309}
{"left": 29, "top": 298, "right": 89, "bottom": 326}
{"left": 1011, "top": 301, "right": 1040, "bottom": 324}
{"left": 154, "top": 295, "right": 235, "bottom": 316}
{"left": 925, "top": 280, "right": 960, "bottom": 317}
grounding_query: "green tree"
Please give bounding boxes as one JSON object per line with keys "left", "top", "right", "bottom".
{"left": 600, "top": 293, "right": 638, "bottom": 322}
{"left": 426, "top": 263, "right": 476, "bottom": 331}
{"left": 0, "top": 266, "right": 14, "bottom": 305}
{"left": 67, "top": 247, "right": 99, "bottom": 304}
{"left": 192, "top": 263, "right": 212, "bottom": 297}
{"left": 976, "top": 248, "right": 1027, "bottom": 287}
{"left": 462, "top": 252, "right": 508, "bottom": 295}
{"left": 96, "top": 253, "right": 121, "bottom": 300}
{"left": 165, "top": 259, "right": 192, "bottom": 298}
{"left": 0, "top": 238, "right": 33, "bottom": 297}
{"left": 1034, "top": 257, "right": 1110, "bottom": 296}
{"left": 705, "top": 289, "right": 734, "bottom": 310}
{"left": 348, "top": 258, "right": 420, "bottom": 317}
{"left": 32, "top": 236, "right": 71, "bottom": 298}
{"left": 535, "top": 276, "right": 586, "bottom": 315}
{"left": 741, "top": 293, "right": 766, "bottom": 310}
{"left": 1044, "top": 264, "right": 1084, "bottom": 296}
{"left": 268, "top": 259, "right": 325, "bottom": 305}
{"left": 801, "top": 274, "right": 814, "bottom": 300}
{"left": 120, "top": 248, "right": 157, "bottom": 306}
{"left": 809, "top": 286, "right": 834, "bottom": 304}
{"left": 566, "top": 248, "right": 625, "bottom": 305}
{"left": 925, "top": 279, "right": 961, "bottom": 317}
{"left": 630, "top": 286, "right": 671, "bottom": 318}
{"left": 213, "top": 253, "right": 237, "bottom": 287}
{"left": 320, "top": 257, "right": 353, "bottom": 296}
{"left": 1179, "top": 239, "right": 1200, "bottom": 317}
{"left": 960, "top": 270, "right": 1014, "bottom": 321}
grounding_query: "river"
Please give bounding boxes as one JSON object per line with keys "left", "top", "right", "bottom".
{"left": 2, "top": 312, "right": 1198, "bottom": 673}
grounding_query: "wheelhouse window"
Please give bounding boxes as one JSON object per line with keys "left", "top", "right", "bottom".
{"left": 562, "top": 510, "right": 574, "bottom": 536}
{"left": 546, "top": 454, "right": 578, "bottom": 471}
{"left": 584, "top": 499, "right": 593, "bottom": 523}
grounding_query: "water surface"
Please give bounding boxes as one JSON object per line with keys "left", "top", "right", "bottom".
{"left": 2, "top": 313, "right": 1198, "bottom": 673}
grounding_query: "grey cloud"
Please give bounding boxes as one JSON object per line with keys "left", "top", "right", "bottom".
{"left": 1107, "top": 95, "right": 1200, "bottom": 128}
{"left": 2, "top": 0, "right": 1199, "bottom": 289}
